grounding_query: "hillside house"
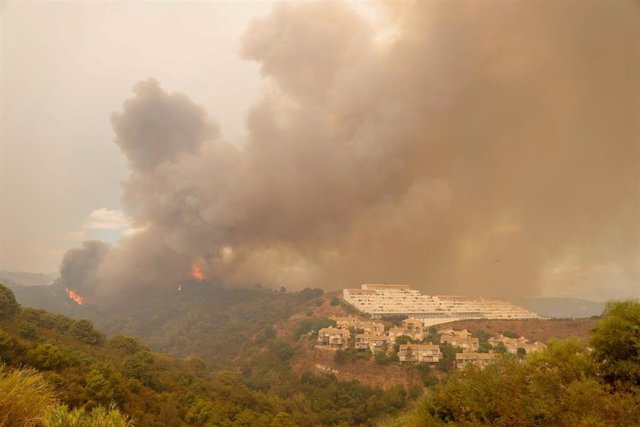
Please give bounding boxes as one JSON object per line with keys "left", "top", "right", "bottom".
{"left": 440, "top": 335, "right": 480, "bottom": 352}
{"left": 351, "top": 321, "right": 383, "bottom": 335}
{"left": 522, "top": 340, "right": 546, "bottom": 354}
{"left": 401, "top": 319, "right": 425, "bottom": 338}
{"left": 388, "top": 319, "right": 426, "bottom": 341}
{"left": 355, "top": 334, "right": 391, "bottom": 353}
{"left": 388, "top": 326, "right": 423, "bottom": 342}
{"left": 398, "top": 344, "right": 441, "bottom": 364}
{"left": 488, "top": 335, "right": 529, "bottom": 354}
{"left": 438, "top": 328, "right": 472, "bottom": 338}
{"left": 455, "top": 352, "right": 499, "bottom": 370}
{"left": 335, "top": 317, "right": 360, "bottom": 329}
{"left": 317, "top": 327, "right": 350, "bottom": 350}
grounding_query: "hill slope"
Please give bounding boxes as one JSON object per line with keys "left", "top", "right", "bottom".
{"left": 0, "top": 283, "right": 412, "bottom": 426}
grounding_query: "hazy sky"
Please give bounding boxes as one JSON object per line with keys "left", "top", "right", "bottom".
{"left": 2, "top": 1, "right": 638, "bottom": 301}
{"left": 1, "top": 0, "right": 275, "bottom": 272}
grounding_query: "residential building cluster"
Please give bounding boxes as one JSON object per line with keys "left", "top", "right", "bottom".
{"left": 315, "top": 315, "right": 546, "bottom": 370}
{"left": 343, "top": 284, "right": 539, "bottom": 322}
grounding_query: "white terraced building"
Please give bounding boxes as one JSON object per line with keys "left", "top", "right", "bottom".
{"left": 343, "top": 284, "right": 539, "bottom": 322}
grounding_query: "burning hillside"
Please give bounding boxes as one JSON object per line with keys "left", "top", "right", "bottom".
{"left": 65, "top": 288, "right": 85, "bottom": 305}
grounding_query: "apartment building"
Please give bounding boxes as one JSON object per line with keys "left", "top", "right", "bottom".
{"left": 398, "top": 344, "right": 441, "bottom": 364}
{"left": 343, "top": 284, "right": 539, "bottom": 321}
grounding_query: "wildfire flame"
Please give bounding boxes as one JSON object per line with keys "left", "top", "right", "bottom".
{"left": 177, "top": 284, "right": 183, "bottom": 292}
{"left": 191, "top": 263, "right": 204, "bottom": 281}
{"left": 65, "top": 288, "right": 85, "bottom": 305}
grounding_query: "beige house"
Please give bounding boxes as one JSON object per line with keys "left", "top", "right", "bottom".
{"left": 488, "top": 335, "right": 546, "bottom": 355}
{"left": 389, "top": 327, "right": 421, "bottom": 341}
{"left": 398, "top": 344, "right": 441, "bottom": 364}
{"left": 359, "top": 321, "right": 385, "bottom": 335}
{"left": 521, "top": 341, "right": 546, "bottom": 354}
{"left": 438, "top": 328, "right": 472, "bottom": 339}
{"left": 440, "top": 335, "right": 480, "bottom": 352}
{"left": 401, "top": 319, "right": 425, "bottom": 339}
{"left": 334, "top": 317, "right": 385, "bottom": 335}
{"left": 317, "top": 327, "right": 350, "bottom": 350}
{"left": 355, "top": 334, "right": 391, "bottom": 353}
{"left": 388, "top": 319, "right": 426, "bottom": 341}
{"left": 456, "top": 352, "right": 499, "bottom": 370}
{"left": 335, "top": 317, "right": 360, "bottom": 329}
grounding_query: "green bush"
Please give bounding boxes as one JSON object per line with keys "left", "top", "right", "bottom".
{"left": 591, "top": 300, "right": 640, "bottom": 386}
{"left": 0, "top": 364, "right": 56, "bottom": 427}
{"left": 27, "top": 343, "right": 70, "bottom": 371}
{"left": 47, "top": 404, "right": 133, "bottom": 427}
{"left": 0, "top": 284, "right": 19, "bottom": 319}
{"left": 71, "top": 320, "right": 104, "bottom": 345}
{"left": 108, "top": 335, "right": 146, "bottom": 355}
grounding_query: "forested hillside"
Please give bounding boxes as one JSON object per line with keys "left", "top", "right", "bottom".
{"left": 0, "top": 283, "right": 410, "bottom": 426}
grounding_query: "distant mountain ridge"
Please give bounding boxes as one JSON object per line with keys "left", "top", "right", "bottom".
{"left": 512, "top": 297, "right": 605, "bottom": 318}
{"left": 0, "top": 270, "right": 55, "bottom": 287}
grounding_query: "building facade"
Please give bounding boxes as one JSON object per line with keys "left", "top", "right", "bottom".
{"left": 398, "top": 344, "right": 441, "bottom": 364}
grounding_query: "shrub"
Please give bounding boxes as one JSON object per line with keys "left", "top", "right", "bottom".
{"left": 0, "top": 364, "right": 56, "bottom": 426}
{"left": 71, "top": 320, "right": 104, "bottom": 345}
{"left": 590, "top": 300, "right": 640, "bottom": 386}
{"left": 27, "top": 343, "right": 69, "bottom": 370}
{"left": 109, "top": 335, "right": 146, "bottom": 355}
{"left": 0, "top": 284, "right": 19, "bottom": 319}
{"left": 47, "top": 404, "right": 133, "bottom": 427}
{"left": 19, "top": 321, "right": 38, "bottom": 340}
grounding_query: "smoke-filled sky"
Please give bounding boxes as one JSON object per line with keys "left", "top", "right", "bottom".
{"left": 2, "top": 1, "right": 639, "bottom": 301}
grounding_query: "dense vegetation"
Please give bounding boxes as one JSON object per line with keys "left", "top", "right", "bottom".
{"left": 388, "top": 300, "right": 640, "bottom": 426}
{"left": 4, "top": 280, "right": 639, "bottom": 426}
{"left": 0, "top": 365, "right": 132, "bottom": 427}
{"left": 0, "top": 283, "right": 411, "bottom": 426}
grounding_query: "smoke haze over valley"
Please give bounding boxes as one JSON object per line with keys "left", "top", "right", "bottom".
{"left": 3, "top": 1, "right": 639, "bottom": 302}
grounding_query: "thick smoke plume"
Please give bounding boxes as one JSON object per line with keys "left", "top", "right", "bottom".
{"left": 61, "top": 1, "right": 640, "bottom": 301}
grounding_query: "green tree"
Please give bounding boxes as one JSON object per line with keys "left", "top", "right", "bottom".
{"left": 84, "top": 368, "right": 116, "bottom": 406}
{"left": 19, "top": 321, "right": 38, "bottom": 340}
{"left": 27, "top": 343, "right": 69, "bottom": 370}
{"left": 495, "top": 342, "right": 508, "bottom": 354}
{"left": 437, "top": 342, "right": 459, "bottom": 373}
{"left": 0, "top": 284, "right": 19, "bottom": 319}
{"left": 71, "top": 319, "right": 104, "bottom": 345}
{"left": 0, "top": 329, "right": 15, "bottom": 362}
{"left": 590, "top": 300, "right": 640, "bottom": 386}
{"left": 109, "top": 335, "right": 146, "bottom": 355}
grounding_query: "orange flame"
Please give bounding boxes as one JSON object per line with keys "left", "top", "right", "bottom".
{"left": 191, "top": 263, "right": 204, "bottom": 281}
{"left": 65, "top": 288, "right": 85, "bottom": 305}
